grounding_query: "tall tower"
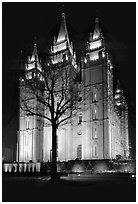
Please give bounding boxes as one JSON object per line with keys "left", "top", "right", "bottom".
{"left": 81, "top": 17, "right": 129, "bottom": 160}
{"left": 115, "top": 80, "right": 129, "bottom": 159}
{"left": 81, "top": 17, "right": 122, "bottom": 160}
{"left": 81, "top": 17, "right": 108, "bottom": 159}
{"left": 18, "top": 42, "right": 43, "bottom": 162}
{"left": 43, "top": 13, "right": 78, "bottom": 162}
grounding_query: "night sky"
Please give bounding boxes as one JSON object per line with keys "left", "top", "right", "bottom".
{"left": 2, "top": 2, "right": 136, "bottom": 158}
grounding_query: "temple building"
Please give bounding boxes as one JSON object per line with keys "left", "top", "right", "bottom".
{"left": 17, "top": 13, "right": 129, "bottom": 162}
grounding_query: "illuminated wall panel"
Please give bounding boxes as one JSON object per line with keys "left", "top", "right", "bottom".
{"left": 53, "top": 41, "right": 66, "bottom": 53}
{"left": 89, "top": 39, "right": 102, "bottom": 50}
{"left": 89, "top": 50, "right": 99, "bottom": 61}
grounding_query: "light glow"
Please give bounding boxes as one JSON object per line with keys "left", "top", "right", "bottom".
{"left": 26, "top": 72, "right": 32, "bottom": 79}
{"left": 84, "top": 58, "right": 87, "bottom": 63}
{"left": 72, "top": 163, "right": 85, "bottom": 173}
{"left": 102, "top": 51, "right": 105, "bottom": 58}
{"left": 53, "top": 42, "right": 66, "bottom": 53}
{"left": 94, "top": 162, "right": 108, "bottom": 172}
{"left": 115, "top": 94, "right": 120, "bottom": 99}
{"left": 66, "top": 54, "right": 68, "bottom": 61}
{"left": 74, "top": 64, "right": 77, "bottom": 69}
{"left": 90, "top": 51, "right": 99, "bottom": 61}
{"left": 89, "top": 40, "right": 102, "bottom": 50}
{"left": 116, "top": 89, "right": 121, "bottom": 93}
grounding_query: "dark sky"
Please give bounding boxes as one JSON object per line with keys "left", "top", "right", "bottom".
{"left": 2, "top": 2, "right": 136, "bottom": 157}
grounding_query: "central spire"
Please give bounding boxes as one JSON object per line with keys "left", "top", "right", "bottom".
{"left": 57, "top": 13, "right": 69, "bottom": 43}
{"left": 51, "top": 12, "right": 76, "bottom": 67}
{"left": 93, "top": 17, "right": 101, "bottom": 40}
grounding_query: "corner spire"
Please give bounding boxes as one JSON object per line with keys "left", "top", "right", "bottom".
{"left": 30, "top": 38, "right": 39, "bottom": 62}
{"left": 57, "top": 12, "right": 69, "bottom": 43}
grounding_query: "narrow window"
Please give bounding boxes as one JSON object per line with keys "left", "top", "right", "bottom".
{"left": 94, "top": 127, "right": 97, "bottom": 138}
{"left": 92, "top": 126, "right": 98, "bottom": 139}
{"left": 78, "top": 113, "right": 82, "bottom": 125}
{"left": 92, "top": 107, "right": 98, "bottom": 120}
{"left": 94, "top": 126, "right": 98, "bottom": 138}
{"left": 94, "top": 93, "right": 97, "bottom": 101}
{"left": 95, "top": 146, "right": 98, "bottom": 156}
{"left": 93, "top": 87, "right": 98, "bottom": 102}
{"left": 93, "top": 145, "right": 98, "bottom": 157}
{"left": 77, "top": 144, "right": 82, "bottom": 160}
{"left": 95, "top": 109, "right": 97, "bottom": 119}
{"left": 25, "top": 135, "right": 28, "bottom": 145}
{"left": 26, "top": 119, "right": 29, "bottom": 129}
{"left": 25, "top": 151, "right": 28, "bottom": 160}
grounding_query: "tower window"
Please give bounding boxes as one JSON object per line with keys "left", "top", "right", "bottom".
{"left": 26, "top": 119, "right": 29, "bottom": 129}
{"left": 94, "top": 93, "right": 97, "bottom": 101}
{"left": 93, "top": 145, "right": 98, "bottom": 157}
{"left": 78, "top": 114, "right": 82, "bottom": 125}
{"left": 25, "top": 135, "right": 29, "bottom": 146}
{"left": 92, "top": 126, "right": 98, "bottom": 139}
{"left": 77, "top": 144, "right": 82, "bottom": 160}
{"left": 25, "top": 151, "right": 28, "bottom": 160}
{"left": 92, "top": 107, "right": 98, "bottom": 120}
{"left": 92, "top": 87, "right": 98, "bottom": 102}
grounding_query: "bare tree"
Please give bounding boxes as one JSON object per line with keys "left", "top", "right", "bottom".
{"left": 20, "top": 61, "right": 79, "bottom": 178}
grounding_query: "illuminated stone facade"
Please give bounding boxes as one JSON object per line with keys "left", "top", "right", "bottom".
{"left": 17, "top": 14, "right": 129, "bottom": 162}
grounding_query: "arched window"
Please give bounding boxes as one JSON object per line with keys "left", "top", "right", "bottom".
{"left": 93, "top": 87, "right": 98, "bottom": 102}
{"left": 92, "top": 125, "right": 98, "bottom": 139}
{"left": 26, "top": 118, "right": 29, "bottom": 129}
{"left": 25, "top": 135, "right": 29, "bottom": 146}
{"left": 92, "top": 106, "right": 98, "bottom": 120}
{"left": 25, "top": 151, "right": 28, "bottom": 161}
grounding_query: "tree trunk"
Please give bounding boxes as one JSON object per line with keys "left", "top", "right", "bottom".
{"left": 51, "top": 123, "right": 58, "bottom": 180}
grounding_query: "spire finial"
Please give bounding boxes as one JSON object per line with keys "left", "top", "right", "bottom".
{"left": 93, "top": 14, "right": 100, "bottom": 40}
{"left": 62, "top": 3, "right": 65, "bottom": 14}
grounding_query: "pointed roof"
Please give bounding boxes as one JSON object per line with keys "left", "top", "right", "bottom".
{"left": 30, "top": 41, "right": 39, "bottom": 62}
{"left": 57, "top": 13, "right": 69, "bottom": 43}
{"left": 93, "top": 17, "right": 101, "bottom": 40}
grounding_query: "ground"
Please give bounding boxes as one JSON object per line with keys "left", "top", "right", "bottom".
{"left": 2, "top": 173, "right": 136, "bottom": 202}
